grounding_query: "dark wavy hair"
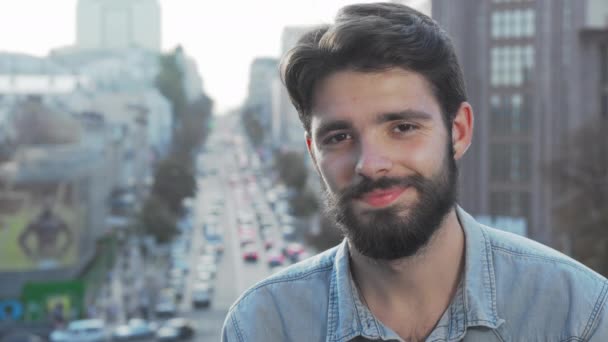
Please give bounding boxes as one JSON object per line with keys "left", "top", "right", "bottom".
{"left": 280, "top": 2, "right": 467, "bottom": 133}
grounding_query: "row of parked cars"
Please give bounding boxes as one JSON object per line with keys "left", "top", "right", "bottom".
{"left": 229, "top": 168, "right": 311, "bottom": 269}
{"left": 160, "top": 205, "right": 224, "bottom": 316}
{"left": 49, "top": 317, "right": 195, "bottom": 342}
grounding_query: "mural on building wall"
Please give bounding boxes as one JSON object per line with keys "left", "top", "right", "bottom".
{"left": 0, "top": 181, "right": 84, "bottom": 271}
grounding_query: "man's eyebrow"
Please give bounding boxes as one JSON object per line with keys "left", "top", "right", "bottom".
{"left": 314, "top": 120, "right": 352, "bottom": 141}
{"left": 376, "top": 110, "right": 434, "bottom": 124}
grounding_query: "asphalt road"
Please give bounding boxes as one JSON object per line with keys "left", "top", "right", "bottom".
{"left": 177, "top": 116, "right": 282, "bottom": 341}
{"left": 102, "top": 115, "right": 291, "bottom": 341}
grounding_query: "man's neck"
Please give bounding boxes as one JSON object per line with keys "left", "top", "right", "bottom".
{"left": 349, "top": 208, "right": 465, "bottom": 341}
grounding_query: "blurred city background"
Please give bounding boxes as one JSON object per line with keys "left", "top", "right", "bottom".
{"left": 0, "top": 0, "right": 606, "bottom": 341}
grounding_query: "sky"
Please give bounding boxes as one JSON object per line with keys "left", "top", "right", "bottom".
{"left": 0, "top": 0, "right": 430, "bottom": 114}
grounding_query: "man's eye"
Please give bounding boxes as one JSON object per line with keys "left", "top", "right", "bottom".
{"left": 393, "top": 123, "right": 417, "bottom": 133}
{"left": 323, "top": 133, "right": 351, "bottom": 145}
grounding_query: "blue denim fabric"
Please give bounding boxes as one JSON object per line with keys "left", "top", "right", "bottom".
{"left": 222, "top": 207, "right": 608, "bottom": 341}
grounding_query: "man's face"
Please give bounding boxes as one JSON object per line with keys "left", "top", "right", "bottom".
{"left": 307, "top": 68, "right": 458, "bottom": 260}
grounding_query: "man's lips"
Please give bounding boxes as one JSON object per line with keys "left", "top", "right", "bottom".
{"left": 358, "top": 187, "right": 407, "bottom": 207}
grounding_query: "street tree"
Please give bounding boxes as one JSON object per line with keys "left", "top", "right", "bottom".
{"left": 242, "top": 108, "right": 265, "bottom": 147}
{"left": 137, "top": 195, "right": 178, "bottom": 244}
{"left": 155, "top": 47, "right": 188, "bottom": 128}
{"left": 547, "top": 117, "right": 608, "bottom": 276}
{"left": 275, "top": 151, "right": 308, "bottom": 190}
{"left": 290, "top": 187, "right": 319, "bottom": 218}
{"left": 173, "top": 94, "right": 213, "bottom": 156}
{"left": 151, "top": 157, "right": 196, "bottom": 216}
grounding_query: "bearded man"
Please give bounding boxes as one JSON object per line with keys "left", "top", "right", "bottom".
{"left": 222, "top": 3, "right": 608, "bottom": 341}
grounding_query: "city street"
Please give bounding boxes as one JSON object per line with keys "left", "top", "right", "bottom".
{"left": 180, "top": 115, "right": 280, "bottom": 339}
{"left": 91, "top": 114, "right": 300, "bottom": 341}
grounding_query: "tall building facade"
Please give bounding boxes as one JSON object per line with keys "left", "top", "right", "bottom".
{"left": 432, "top": 0, "right": 608, "bottom": 245}
{"left": 245, "top": 57, "right": 278, "bottom": 133}
{"left": 76, "top": 0, "right": 161, "bottom": 51}
{"left": 273, "top": 26, "right": 315, "bottom": 151}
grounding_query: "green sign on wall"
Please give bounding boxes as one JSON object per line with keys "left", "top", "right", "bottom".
{"left": 21, "top": 280, "right": 85, "bottom": 323}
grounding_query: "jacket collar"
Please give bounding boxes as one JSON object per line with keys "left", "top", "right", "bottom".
{"left": 326, "top": 206, "right": 504, "bottom": 342}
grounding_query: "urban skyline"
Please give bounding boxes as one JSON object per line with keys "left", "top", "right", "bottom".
{"left": 0, "top": 0, "right": 431, "bottom": 114}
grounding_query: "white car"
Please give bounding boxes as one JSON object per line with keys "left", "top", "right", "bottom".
{"left": 192, "top": 288, "right": 212, "bottom": 308}
{"left": 197, "top": 270, "right": 213, "bottom": 282}
{"left": 155, "top": 300, "right": 177, "bottom": 319}
{"left": 53, "top": 319, "right": 109, "bottom": 342}
{"left": 156, "top": 326, "right": 180, "bottom": 342}
{"left": 196, "top": 263, "right": 217, "bottom": 276}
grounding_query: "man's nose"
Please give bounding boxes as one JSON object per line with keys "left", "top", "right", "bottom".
{"left": 354, "top": 139, "right": 393, "bottom": 178}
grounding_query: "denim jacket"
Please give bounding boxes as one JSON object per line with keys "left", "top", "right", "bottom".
{"left": 222, "top": 207, "right": 608, "bottom": 341}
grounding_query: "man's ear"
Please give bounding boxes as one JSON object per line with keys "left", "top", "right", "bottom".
{"left": 305, "top": 131, "right": 317, "bottom": 164}
{"left": 451, "top": 102, "right": 474, "bottom": 161}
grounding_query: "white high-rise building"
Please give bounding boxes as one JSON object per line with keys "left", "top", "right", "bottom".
{"left": 76, "top": 0, "right": 161, "bottom": 51}
{"left": 273, "top": 26, "right": 314, "bottom": 150}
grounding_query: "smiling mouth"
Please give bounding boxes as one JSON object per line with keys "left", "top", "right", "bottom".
{"left": 358, "top": 186, "right": 408, "bottom": 208}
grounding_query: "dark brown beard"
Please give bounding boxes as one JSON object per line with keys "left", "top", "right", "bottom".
{"left": 323, "top": 142, "right": 458, "bottom": 260}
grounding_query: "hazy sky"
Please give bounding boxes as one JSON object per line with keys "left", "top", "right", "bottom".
{"left": 0, "top": 0, "right": 430, "bottom": 114}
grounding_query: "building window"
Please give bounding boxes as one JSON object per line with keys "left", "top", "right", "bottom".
{"left": 491, "top": 45, "right": 535, "bottom": 87}
{"left": 524, "top": 9, "right": 535, "bottom": 36}
{"left": 523, "top": 46, "right": 535, "bottom": 84}
{"left": 491, "top": 9, "right": 536, "bottom": 39}
{"left": 489, "top": 191, "right": 531, "bottom": 223}
{"left": 511, "top": 94, "right": 523, "bottom": 132}
{"left": 490, "top": 95, "right": 504, "bottom": 133}
{"left": 513, "top": 9, "right": 522, "bottom": 38}
{"left": 602, "top": 44, "right": 608, "bottom": 118}
{"left": 490, "top": 93, "right": 531, "bottom": 135}
{"left": 490, "top": 143, "right": 531, "bottom": 182}
{"left": 492, "top": 12, "right": 500, "bottom": 38}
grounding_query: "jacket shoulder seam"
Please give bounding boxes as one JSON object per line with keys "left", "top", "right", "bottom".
{"left": 231, "top": 310, "right": 245, "bottom": 342}
{"left": 229, "top": 262, "right": 334, "bottom": 310}
{"left": 490, "top": 244, "right": 600, "bottom": 279}
{"left": 582, "top": 279, "right": 608, "bottom": 339}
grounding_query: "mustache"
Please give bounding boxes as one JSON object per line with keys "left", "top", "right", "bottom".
{"left": 336, "top": 174, "right": 427, "bottom": 204}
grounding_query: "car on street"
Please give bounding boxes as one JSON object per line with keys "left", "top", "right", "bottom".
{"left": 193, "top": 281, "right": 214, "bottom": 294}
{"left": 242, "top": 246, "right": 259, "bottom": 262}
{"left": 263, "top": 237, "right": 275, "bottom": 250}
{"left": 292, "top": 250, "right": 312, "bottom": 263}
{"left": 192, "top": 288, "right": 212, "bottom": 308}
{"left": 237, "top": 212, "right": 256, "bottom": 225}
{"left": 198, "top": 254, "right": 216, "bottom": 265}
{"left": 171, "top": 258, "right": 189, "bottom": 275}
{"left": 201, "top": 242, "right": 222, "bottom": 256}
{"left": 165, "top": 318, "right": 195, "bottom": 339}
{"left": 154, "top": 301, "right": 177, "bottom": 319}
{"left": 239, "top": 231, "right": 256, "bottom": 246}
{"left": 209, "top": 241, "right": 225, "bottom": 255}
{"left": 267, "top": 250, "right": 285, "bottom": 267}
{"left": 51, "top": 319, "right": 109, "bottom": 342}
{"left": 196, "top": 263, "right": 217, "bottom": 276}
{"left": 112, "top": 318, "right": 155, "bottom": 341}
{"left": 283, "top": 242, "right": 305, "bottom": 262}
{"left": 49, "top": 329, "right": 69, "bottom": 342}
{"left": 155, "top": 326, "right": 180, "bottom": 342}
{"left": 168, "top": 268, "right": 184, "bottom": 278}
{"left": 197, "top": 270, "right": 213, "bottom": 282}
{"left": 282, "top": 225, "right": 296, "bottom": 239}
